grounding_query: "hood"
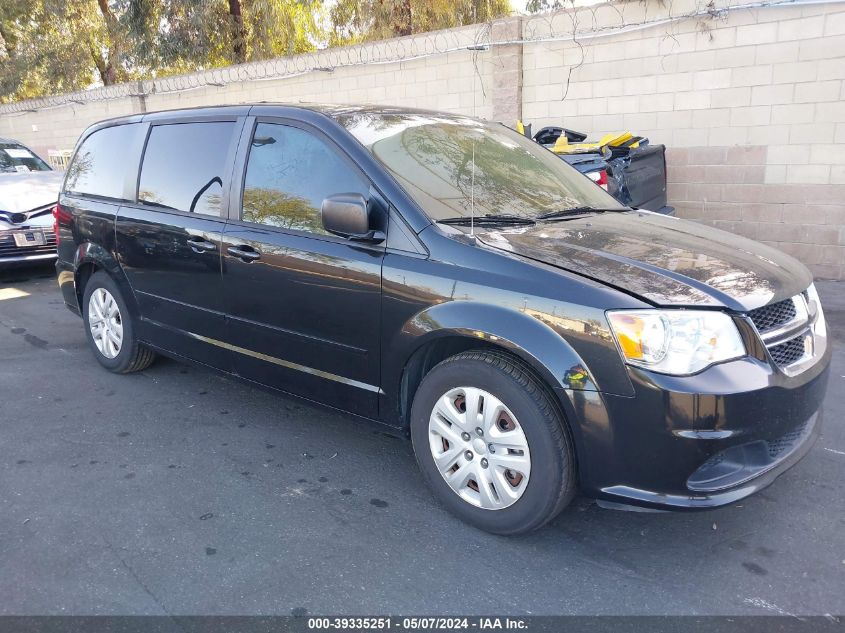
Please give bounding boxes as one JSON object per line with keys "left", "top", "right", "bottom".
{"left": 475, "top": 211, "right": 812, "bottom": 311}
{"left": 0, "top": 171, "right": 63, "bottom": 215}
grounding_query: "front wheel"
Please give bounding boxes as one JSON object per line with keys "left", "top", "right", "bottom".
{"left": 410, "top": 350, "right": 576, "bottom": 535}
{"left": 82, "top": 271, "right": 156, "bottom": 373}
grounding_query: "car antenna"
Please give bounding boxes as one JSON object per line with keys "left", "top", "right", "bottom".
{"left": 468, "top": 36, "right": 480, "bottom": 244}
{"left": 470, "top": 140, "right": 476, "bottom": 240}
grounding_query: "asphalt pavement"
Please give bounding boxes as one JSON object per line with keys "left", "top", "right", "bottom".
{"left": 1, "top": 262, "right": 843, "bottom": 616}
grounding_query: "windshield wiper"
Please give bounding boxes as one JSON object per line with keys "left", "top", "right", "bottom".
{"left": 437, "top": 214, "right": 535, "bottom": 226}
{"left": 536, "top": 206, "right": 625, "bottom": 220}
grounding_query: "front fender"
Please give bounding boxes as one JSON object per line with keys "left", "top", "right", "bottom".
{"left": 389, "top": 300, "right": 626, "bottom": 491}
{"left": 401, "top": 301, "right": 599, "bottom": 393}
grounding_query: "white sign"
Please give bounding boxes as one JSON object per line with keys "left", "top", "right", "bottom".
{"left": 4, "top": 148, "right": 34, "bottom": 159}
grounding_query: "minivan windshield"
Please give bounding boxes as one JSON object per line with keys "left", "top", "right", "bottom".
{"left": 0, "top": 142, "right": 51, "bottom": 173}
{"left": 336, "top": 111, "right": 625, "bottom": 221}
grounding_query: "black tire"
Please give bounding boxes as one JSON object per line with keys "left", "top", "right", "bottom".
{"left": 410, "top": 350, "right": 576, "bottom": 535}
{"left": 82, "top": 271, "right": 156, "bottom": 374}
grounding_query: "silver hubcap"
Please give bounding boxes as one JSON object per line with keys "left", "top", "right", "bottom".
{"left": 88, "top": 288, "right": 123, "bottom": 359}
{"left": 428, "top": 387, "right": 531, "bottom": 510}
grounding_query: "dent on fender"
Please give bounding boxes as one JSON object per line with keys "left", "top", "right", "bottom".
{"left": 73, "top": 242, "right": 120, "bottom": 272}
{"left": 402, "top": 300, "right": 601, "bottom": 392}
{"left": 69, "top": 243, "right": 139, "bottom": 316}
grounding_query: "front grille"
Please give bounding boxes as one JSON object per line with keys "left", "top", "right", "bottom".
{"left": 747, "top": 293, "right": 815, "bottom": 371}
{"left": 767, "top": 420, "right": 809, "bottom": 459}
{"left": 768, "top": 335, "right": 807, "bottom": 367}
{"left": 0, "top": 229, "right": 57, "bottom": 257}
{"left": 748, "top": 298, "right": 797, "bottom": 333}
{"left": 698, "top": 452, "right": 725, "bottom": 470}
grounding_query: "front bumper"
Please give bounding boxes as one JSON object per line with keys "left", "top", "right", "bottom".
{"left": 1, "top": 227, "right": 57, "bottom": 266}
{"left": 568, "top": 343, "right": 831, "bottom": 510}
{"left": 0, "top": 252, "right": 57, "bottom": 267}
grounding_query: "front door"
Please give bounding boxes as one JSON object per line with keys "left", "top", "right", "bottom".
{"left": 116, "top": 118, "right": 243, "bottom": 368}
{"left": 220, "top": 120, "right": 385, "bottom": 417}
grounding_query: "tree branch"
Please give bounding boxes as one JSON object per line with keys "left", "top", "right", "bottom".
{"left": 89, "top": 41, "right": 109, "bottom": 84}
{"left": 228, "top": 0, "right": 246, "bottom": 63}
{"left": 95, "top": 0, "right": 122, "bottom": 84}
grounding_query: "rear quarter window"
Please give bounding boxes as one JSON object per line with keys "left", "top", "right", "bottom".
{"left": 138, "top": 121, "right": 236, "bottom": 216}
{"left": 65, "top": 124, "right": 139, "bottom": 200}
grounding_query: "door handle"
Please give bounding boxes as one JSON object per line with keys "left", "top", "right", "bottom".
{"left": 187, "top": 236, "right": 217, "bottom": 253}
{"left": 227, "top": 245, "right": 261, "bottom": 262}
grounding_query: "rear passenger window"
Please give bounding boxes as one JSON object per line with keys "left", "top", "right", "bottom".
{"left": 242, "top": 123, "right": 369, "bottom": 235}
{"left": 65, "top": 124, "right": 139, "bottom": 200}
{"left": 138, "top": 122, "right": 235, "bottom": 216}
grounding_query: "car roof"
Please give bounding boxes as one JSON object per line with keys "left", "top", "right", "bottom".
{"left": 83, "top": 103, "right": 472, "bottom": 131}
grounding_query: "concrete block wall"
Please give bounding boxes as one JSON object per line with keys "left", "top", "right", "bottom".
{"left": 0, "top": 98, "right": 139, "bottom": 160}
{"left": 522, "top": 1, "right": 845, "bottom": 279}
{"left": 1, "top": 0, "right": 843, "bottom": 278}
{"left": 1, "top": 22, "right": 496, "bottom": 156}
{"left": 141, "top": 43, "right": 496, "bottom": 119}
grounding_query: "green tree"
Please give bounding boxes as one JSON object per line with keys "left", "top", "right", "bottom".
{"left": 524, "top": 0, "right": 564, "bottom": 13}
{"left": 1, "top": 0, "right": 513, "bottom": 102}
{"left": 329, "top": 0, "right": 511, "bottom": 45}
{"left": 0, "top": 0, "right": 155, "bottom": 101}
{"left": 1, "top": 1, "right": 102, "bottom": 101}
{"left": 145, "top": 0, "right": 325, "bottom": 71}
{"left": 0, "top": 0, "right": 326, "bottom": 100}
{"left": 247, "top": 0, "right": 325, "bottom": 59}
{"left": 243, "top": 186, "right": 323, "bottom": 233}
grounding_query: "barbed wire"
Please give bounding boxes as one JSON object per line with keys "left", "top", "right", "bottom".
{"left": 0, "top": 0, "right": 841, "bottom": 115}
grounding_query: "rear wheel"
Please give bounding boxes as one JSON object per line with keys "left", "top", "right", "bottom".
{"left": 410, "top": 350, "right": 576, "bottom": 534}
{"left": 82, "top": 271, "right": 156, "bottom": 373}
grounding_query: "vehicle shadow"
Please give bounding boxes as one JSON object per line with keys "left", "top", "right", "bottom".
{"left": 0, "top": 261, "right": 56, "bottom": 286}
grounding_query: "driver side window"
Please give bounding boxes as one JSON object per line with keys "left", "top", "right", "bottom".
{"left": 242, "top": 123, "right": 369, "bottom": 236}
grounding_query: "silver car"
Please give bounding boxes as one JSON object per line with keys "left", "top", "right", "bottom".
{"left": 0, "top": 139, "right": 63, "bottom": 266}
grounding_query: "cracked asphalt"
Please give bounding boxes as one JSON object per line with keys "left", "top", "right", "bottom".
{"left": 1, "top": 262, "right": 843, "bottom": 616}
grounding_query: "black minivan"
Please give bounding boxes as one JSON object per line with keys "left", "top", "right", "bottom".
{"left": 55, "top": 104, "right": 830, "bottom": 534}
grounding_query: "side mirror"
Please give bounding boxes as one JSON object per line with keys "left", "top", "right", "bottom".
{"left": 321, "top": 193, "right": 385, "bottom": 243}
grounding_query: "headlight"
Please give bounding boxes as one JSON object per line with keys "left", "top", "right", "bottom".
{"left": 607, "top": 310, "right": 746, "bottom": 375}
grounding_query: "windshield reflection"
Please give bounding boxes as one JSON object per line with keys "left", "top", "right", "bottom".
{"left": 337, "top": 112, "right": 623, "bottom": 220}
